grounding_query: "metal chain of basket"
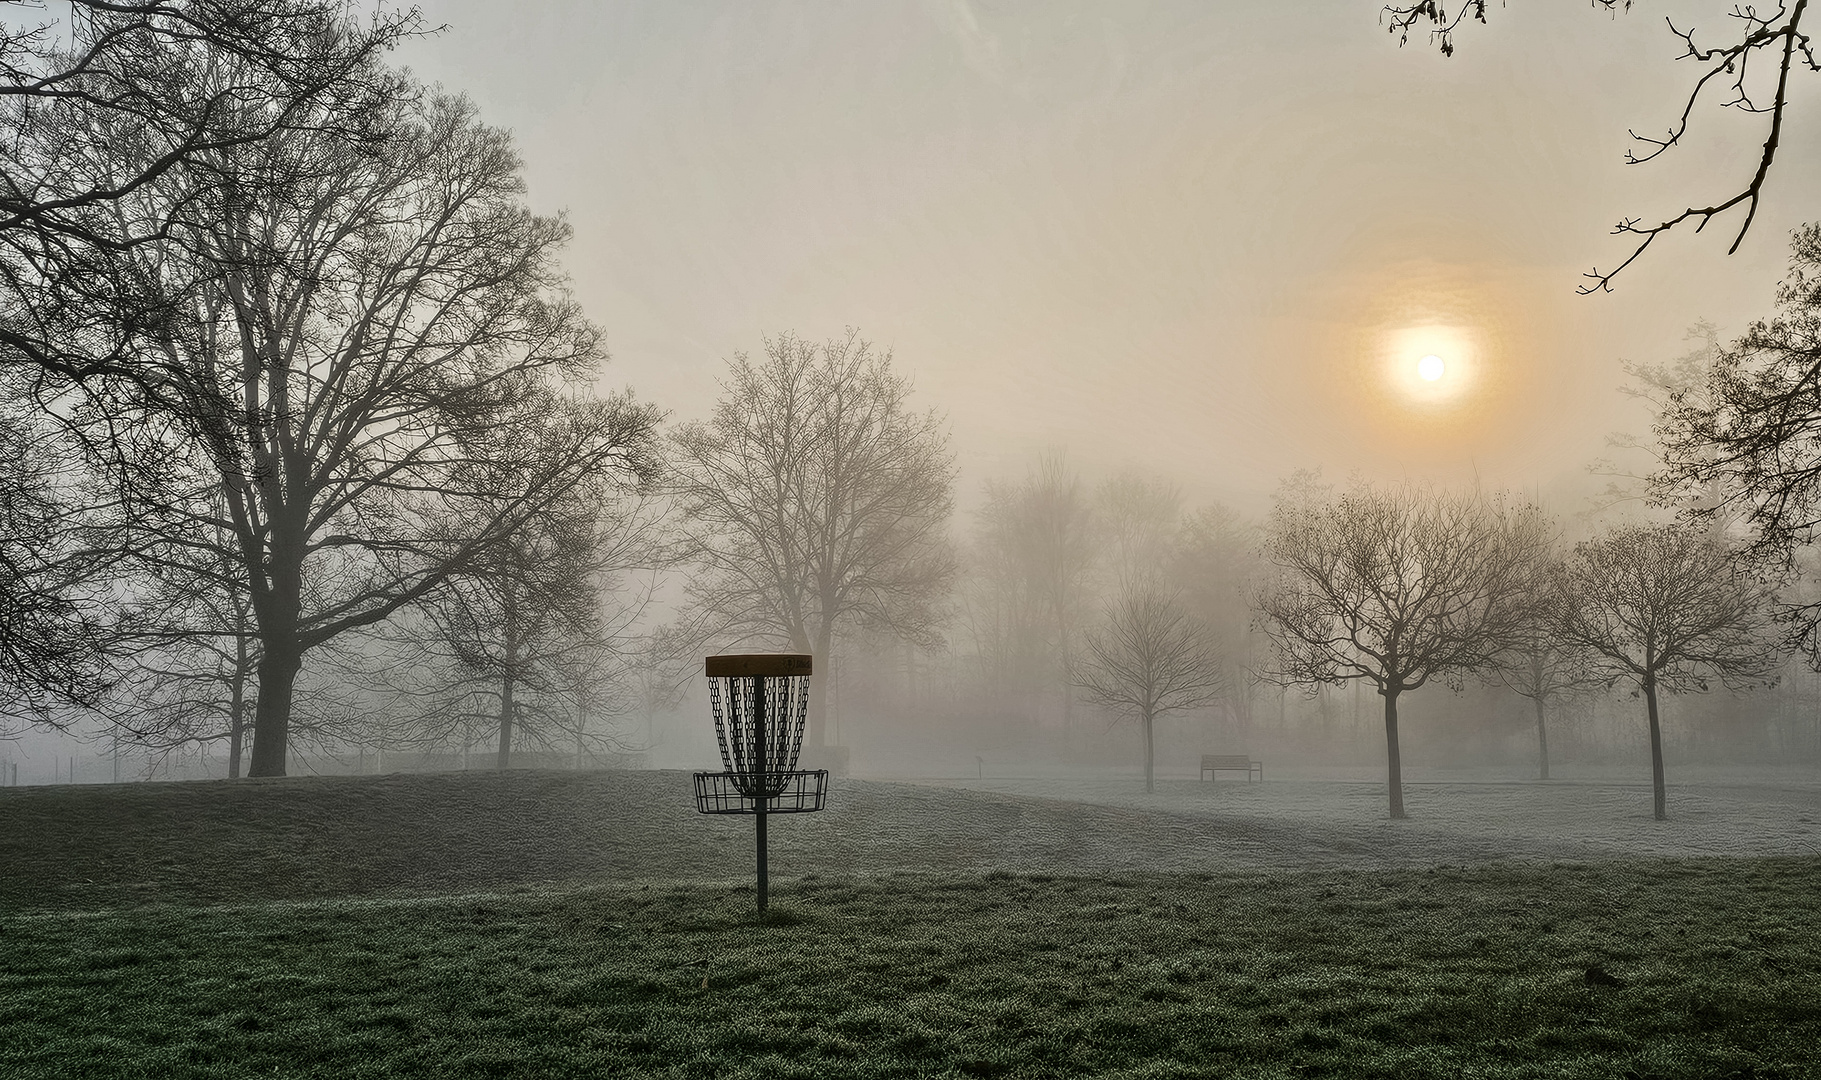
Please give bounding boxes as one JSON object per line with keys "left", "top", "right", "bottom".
{"left": 709, "top": 674, "right": 809, "bottom": 799}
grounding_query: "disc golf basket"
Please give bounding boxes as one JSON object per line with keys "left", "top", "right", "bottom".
{"left": 693, "top": 654, "right": 828, "bottom": 912}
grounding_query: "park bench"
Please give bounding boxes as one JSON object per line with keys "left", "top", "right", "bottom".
{"left": 1200, "top": 754, "right": 1262, "bottom": 782}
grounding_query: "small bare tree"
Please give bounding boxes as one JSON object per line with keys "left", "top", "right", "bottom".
{"left": 403, "top": 394, "right": 662, "bottom": 769}
{"left": 1171, "top": 502, "right": 1269, "bottom": 736}
{"left": 670, "top": 329, "right": 956, "bottom": 750}
{"left": 1557, "top": 522, "right": 1779, "bottom": 820}
{"left": 1488, "top": 551, "right": 1602, "bottom": 781}
{"left": 1076, "top": 585, "right": 1224, "bottom": 792}
{"left": 1257, "top": 479, "right": 1550, "bottom": 818}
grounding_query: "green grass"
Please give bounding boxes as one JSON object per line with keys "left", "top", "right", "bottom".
{"left": 3, "top": 859, "right": 1817, "bottom": 1078}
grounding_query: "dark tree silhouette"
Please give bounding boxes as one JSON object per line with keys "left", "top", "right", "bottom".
{"left": 1557, "top": 522, "right": 1778, "bottom": 819}
{"left": 670, "top": 329, "right": 956, "bottom": 751}
{"left": 0, "top": 1, "right": 422, "bottom": 388}
{"left": 1258, "top": 479, "right": 1550, "bottom": 818}
{"left": 1075, "top": 585, "right": 1224, "bottom": 793}
{"left": 1656, "top": 226, "right": 1821, "bottom": 663}
{"left": 79, "top": 53, "right": 639, "bottom": 775}
{"left": 1384, "top": 0, "right": 1820, "bottom": 292}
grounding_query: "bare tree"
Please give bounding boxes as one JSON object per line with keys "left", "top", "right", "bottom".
{"left": 1557, "top": 522, "right": 1779, "bottom": 819}
{"left": 1097, "top": 471, "right": 1181, "bottom": 587}
{"left": 1384, "top": 0, "right": 1820, "bottom": 292}
{"left": 1076, "top": 585, "right": 1224, "bottom": 792}
{"left": 402, "top": 395, "right": 662, "bottom": 769}
{"left": 670, "top": 329, "right": 956, "bottom": 750}
{"left": 1257, "top": 479, "right": 1551, "bottom": 818}
{"left": 1488, "top": 550, "right": 1602, "bottom": 781}
{"left": 81, "top": 54, "right": 640, "bottom": 776}
{"left": 113, "top": 545, "right": 259, "bottom": 775}
{"left": 1656, "top": 226, "right": 1821, "bottom": 662}
{"left": 1171, "top": 502, "right": 1269, "bottom": 735}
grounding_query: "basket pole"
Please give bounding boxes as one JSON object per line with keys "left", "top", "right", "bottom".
{"left": 754, "top": 673, "right": 768, "bottom": 914}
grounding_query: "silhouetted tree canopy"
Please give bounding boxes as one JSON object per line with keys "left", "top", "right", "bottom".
{"left": 0, "top": 0, "right": 422, "bottom": 388}
{"left": 1075, "top": 585, "right": 1224, "bottom": 793}
{"left": 1258, "top": 478, "right": 1550, "bottom": 817}
{"left": 1655, "top": 226, "right": 1821, "bottom": 661}
{"left": 1556, "top": 522, "right": 1779, "bottom": 819}
{"left": 1487, "top": 546, "right": 1601, "bottom": 781}
{"left": 51, "top": 35, "right": 647, "bottom": 776}
{"left": 1384, "top": 0, "right": 1819, "bottom": 291}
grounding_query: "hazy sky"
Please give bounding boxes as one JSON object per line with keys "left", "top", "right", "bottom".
{"left": 396, "top": 0, "right": 1821, "bottom": 510}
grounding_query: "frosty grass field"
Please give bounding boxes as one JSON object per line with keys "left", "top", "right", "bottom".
{"left": 0, "top": 766, "right": 1816, "bottom": 1078}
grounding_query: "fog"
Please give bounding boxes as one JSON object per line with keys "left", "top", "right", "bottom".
{"left": 394, "top": 0, "right": 1820, "bottom": 497}
{"left": 6, "top": 1, "right": 1821, "bottom": 798}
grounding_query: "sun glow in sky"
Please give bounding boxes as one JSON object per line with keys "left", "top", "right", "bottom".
{"left": 1383, "top": 324, "right": 1476, "bottom": 409}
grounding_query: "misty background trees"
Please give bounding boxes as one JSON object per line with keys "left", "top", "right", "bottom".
{"left": 3, "top": 0, "right": 1821, "bottom": 810}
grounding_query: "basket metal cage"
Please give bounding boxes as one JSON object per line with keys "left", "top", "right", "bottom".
{"left": 693, "top": 768, "right": 829, "bottom": 815}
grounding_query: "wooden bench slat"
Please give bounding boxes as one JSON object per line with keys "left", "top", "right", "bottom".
{"left": 1199, "top": 754, "right": 1263, "bottom": 781}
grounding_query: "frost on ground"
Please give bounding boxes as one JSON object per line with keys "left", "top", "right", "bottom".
{"left": 872, "top": 764, "right": 1821, "bottom": 874}
{"left": 2, "top": 765, "right": 1816, "bottom": 912}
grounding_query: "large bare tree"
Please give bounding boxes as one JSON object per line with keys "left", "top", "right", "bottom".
{"left": 1076, "top": 585, "right": 1224, "bottom": 792}
{"left": 1557, "top": 523, "right": 1779, "bottom": 820}
{"left": 82, "top": 50, "right": 639, "bottom": 775}
{"left": 1257, "top": 479, "right": 1551, "bottom": 818}
{"left": 670, "top": 330, "right": 956, "bottom": 750}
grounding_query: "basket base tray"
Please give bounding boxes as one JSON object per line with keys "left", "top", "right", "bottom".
{"left": 693, "top": 769, "right": 828, "bottom": 814}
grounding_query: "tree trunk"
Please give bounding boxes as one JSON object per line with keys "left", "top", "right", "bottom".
{"left": 246, "top": 642, "right": 302, "bottom": 777}
{"left": 244, "top": 504, "right": 305, "bottom": 777}
{"left": 1142, "top": 710, "right": 1155, "bottom": 793}
{"left": 228, "top": 630, "right": 248, "bottom": 780}
{"left": 496, "top": 670, "right": 516, "bottom": 770}
{"left": 1383, "top": 687, "right": 1406, "bottom": 819}
{"left": 1534, "top": 694, "right": 1550, "bottom": 781}
{"left": 806, "top": 625, "right": 833, "bottom": 749}
{"left": 1644, "top": 673, "right": 1667, "bottom": 821}
{"left": 497, "top": 581, "right": 519, "bottom": 770}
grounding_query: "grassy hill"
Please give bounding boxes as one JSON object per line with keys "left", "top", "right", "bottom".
{"left": 1, "top": 769, "right": 1817, "bottom": 1078}
{"left": 0, "top": 768, "right": 1365, "bottom": 912}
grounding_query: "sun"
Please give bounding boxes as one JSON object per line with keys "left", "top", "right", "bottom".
{"left": 1378, "top": 324, "right": 1475, "bottom": 408}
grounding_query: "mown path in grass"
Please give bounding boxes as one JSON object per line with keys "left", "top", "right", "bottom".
{"left": 2, "top": 861, "right": 1817, "bottom": 1079}
{"left": 5, "top": 768, "right": 1815, "bottom": 913}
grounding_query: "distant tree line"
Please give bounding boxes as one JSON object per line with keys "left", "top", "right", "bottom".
{"left": 5, "top": 2, "right": 1821, "bottom": 825}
